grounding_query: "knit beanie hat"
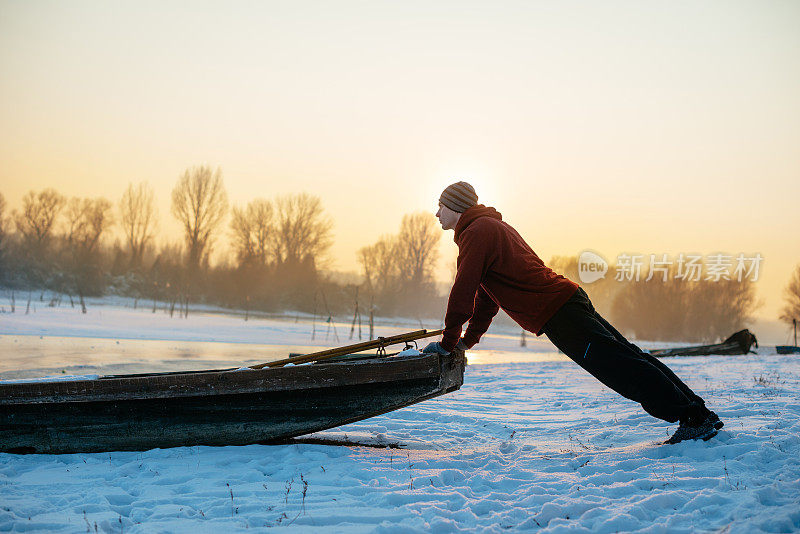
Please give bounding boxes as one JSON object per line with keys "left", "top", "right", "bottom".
{"left": 439, "top": 181, "right": 478, "bottom": 213}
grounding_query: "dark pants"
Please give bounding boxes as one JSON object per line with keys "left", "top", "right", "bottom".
{"left": 541, "top": 287, "right": 706, "bottom": 423}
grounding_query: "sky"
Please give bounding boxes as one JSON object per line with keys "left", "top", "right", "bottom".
{"left": 1, "top": 0, "right": 798, "bottom": 324}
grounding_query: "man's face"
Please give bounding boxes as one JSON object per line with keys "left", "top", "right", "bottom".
{"left": 436, "top": 203, "right": 460, "bottom": 231}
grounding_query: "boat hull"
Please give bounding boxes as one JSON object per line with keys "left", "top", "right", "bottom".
{"left": 0, "top": 351, "right": 466, "bottom": 454}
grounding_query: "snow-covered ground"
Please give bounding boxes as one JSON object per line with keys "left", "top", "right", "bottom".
{"left": 1, "top": 298, "right": 799, "bottom": 532}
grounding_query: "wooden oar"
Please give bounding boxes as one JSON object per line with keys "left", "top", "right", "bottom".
{"left": 251, "top": 328, "right": 444, "bottom": 369}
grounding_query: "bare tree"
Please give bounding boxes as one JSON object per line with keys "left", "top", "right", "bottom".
{"left": 0, "top": 192, "right": 6, "bottom": 277}
{"left": 273, "top": 193, "right": 332, "bottom": 268}
{"left": 0, "top": 192, "right": 6, "bottom": 254}
{"left": 358, "top": 235, "right": 399, "bottom": 296}
{"left": 690, "top": 278, "right": 760, "bottom": 342}
{"left": 395, "top": 212, "right": 439, "bottom": 291}
{"left": 171, "top": 165, "right": 228, "bottom": 271}
{"left": 13, "top": 188, "right": 65, "bottom": 250}
{"left": 780, "top": 264, "right": 800, "bottom": 326}
{"left": 63, "top": 197, "right": 114, "bottom": 307}
{"left": 230, "top": 199, "right": 274, "bottom": 267}
{"left": 119, "top": 182, "right": 157, "bottom": 269}
{"left": 358, "top": 243, "right": 378, "bottom": 293}
{"left": 65, "top": 197, "right": 114, "bottom": 257}
{"left": 357, "top": 213, "right": 439, "bottom": 316}
{"left": 611, "top": 269, "right": 694, "bottom": 342}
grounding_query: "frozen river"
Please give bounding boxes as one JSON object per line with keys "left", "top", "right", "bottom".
{"left": 0, "top": 334, "right": 569, "bottom": 380}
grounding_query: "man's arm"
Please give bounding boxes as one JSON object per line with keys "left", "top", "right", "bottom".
{"left": 461, "top": 285, "right": 500, "bottom": 348}
{"left": 440, "top": 226, "right": 494, "bottom": 351}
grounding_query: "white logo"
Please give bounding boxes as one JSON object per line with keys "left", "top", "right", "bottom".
{"left": 578, "top": 250, "right": 608, "bottom": 284}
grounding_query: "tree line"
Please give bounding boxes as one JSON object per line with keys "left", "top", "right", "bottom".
{"left": 1, "top": 169, "right": 797, "bottom": 342}
{"left": 549, "top": 256, "right": 800, "bottom": 343}
{"left": 0, "top": 165, "right": 444, "bottom": 319}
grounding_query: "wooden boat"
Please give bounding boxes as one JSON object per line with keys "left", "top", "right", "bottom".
{"left": 648, "top": 329, "right": 758, "bottom": 357}
{"left": 0, "top": 347, "right": 466, "bottom": 454}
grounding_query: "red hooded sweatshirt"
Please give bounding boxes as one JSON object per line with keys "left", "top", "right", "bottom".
{"left": 441, "top": 205, "right": 579, "bottom": 351}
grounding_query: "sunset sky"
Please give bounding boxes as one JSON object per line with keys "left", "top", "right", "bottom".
{"left": 1, "top": 1, "right": 798, "bottom": 323}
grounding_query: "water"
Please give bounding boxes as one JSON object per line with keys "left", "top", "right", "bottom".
{"left": 466, "top": 349, "right": 569, "bottom": 365}
{"left": 0, "top": 334, "right": 568, "bottom": 379}
{"left": 0, "top": 334, "right": 327, "bottom": 379}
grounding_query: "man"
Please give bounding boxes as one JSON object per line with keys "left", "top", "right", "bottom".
{"left": 423, "top": 181, "right": 722, "bottom": 444}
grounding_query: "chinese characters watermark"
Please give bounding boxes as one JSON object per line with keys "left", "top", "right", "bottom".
{"left": 577, "top": 251, "right": 763, "bottom": 284}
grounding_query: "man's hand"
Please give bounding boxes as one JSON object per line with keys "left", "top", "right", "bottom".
{"left": 422, "top": 342, "right": 451, "bottom": 355}
{"left": 455, "top": 339, "right": 469, "bottom": 351}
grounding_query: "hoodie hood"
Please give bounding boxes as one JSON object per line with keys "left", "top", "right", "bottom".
{"left": 453, "top": 204, "right": 502, "bottom": 242}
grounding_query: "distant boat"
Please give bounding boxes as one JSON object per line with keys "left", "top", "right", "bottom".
{"left": 0, "top": 349, "right": 466, "bottom": 454}
{"left": 776, "top": 319, "right": 799, "bottom": 354}
{"left": 648, "top": 329, "right": 758, "bottom": 357}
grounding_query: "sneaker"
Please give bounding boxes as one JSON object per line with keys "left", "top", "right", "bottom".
{"left": 665, "top": 413, "right": 719, "bottom": 445}
{"left": 707, "top": 410, "right": 724, "bottom": 430}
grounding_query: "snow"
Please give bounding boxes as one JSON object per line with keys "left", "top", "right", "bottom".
{"left": 0, "top": 374, "right": 100, "bottom": 384}
{"left": 1, "top": 299, "right": 799, "bottom": 532}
